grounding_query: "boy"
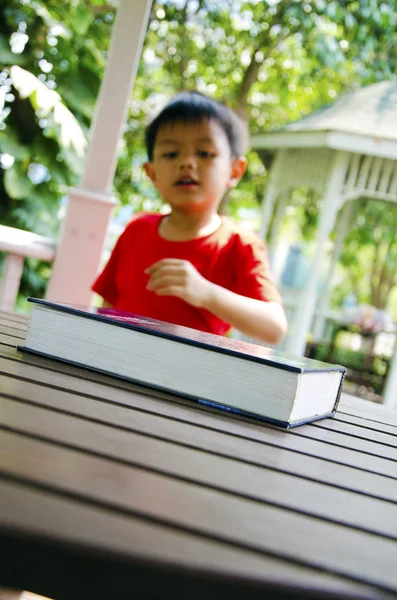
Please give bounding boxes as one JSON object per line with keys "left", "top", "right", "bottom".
{"left": 92, "top": 91, "right": 287, "bottom": 345}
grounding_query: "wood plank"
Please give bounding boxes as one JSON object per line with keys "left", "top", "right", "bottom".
{"left": 1, "top": 400, "right": 397, "bottom": 538}
{"left": 2, "top": 431, "right": 397, "bottom": 593}
{"left": 336, "top": 406, "right": 397, "bottom": 428}
{"left": 0, "top": 334, "right": 22, "bottom": 347}
{"left": 3, "top": 344, "right": 396, "bottom": 455}
{"left": 6, "top": 338, "right": 396, "bottom": 434}
{"left": 0, "top": 311, "right": 28, "bottom": 324}
{"left": 311, "top": 418, "right": 396, "bottom": 447}
{"left": 1, "top": 481, "right": 385, "bottom": 600}
{"left": 333, "top": 412, "right": 397, "bottom": 437}
{"left": 5, "top": 345, "right": 396, "bottom": 440}
{"left": 294, "top": 425, "right": 397, "bottom": 463}
{"left": 0, "top": 356, "right": 396, "bottom": 479}
{"left": 0, "top": 326, "right": 26, "bottom": 340}
{"left": 0, "top": 333, "right": 24, "bottom": 345}
{"left": 340, "top": 394, "right": 397, "bottom": 419}
{"left": 1, "top": 340, "right": 390, "bottom": 416}
{"left": 0, "top": 318, "right": 28, "bottom": 331}
{"left": 0, "top": 347, "right": 397, "bottom": 460}
{"left": 2, "top": 318, "right": 396, "bottom": 428}
{"left": 1, "top": 382, "right": 397, "bottom": 503}
{"left": 340, "top": 405, "right": 397, "bottom": 427}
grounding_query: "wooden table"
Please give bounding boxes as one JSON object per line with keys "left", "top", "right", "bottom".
{"left": 1, "top": 311, "right": 397, "bottom": 600}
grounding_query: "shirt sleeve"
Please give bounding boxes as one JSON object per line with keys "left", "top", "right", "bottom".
{"left": 232, "top": 233, "right": 283, "bottom": 304}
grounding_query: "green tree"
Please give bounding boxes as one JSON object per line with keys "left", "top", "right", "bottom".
{"left": 1, "top": 0, "right": 397, "bottom": 307}
{"left": 0, "top": 0, "right": 115, "bottom": 298}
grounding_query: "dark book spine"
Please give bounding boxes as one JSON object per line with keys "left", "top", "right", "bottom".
{"left": 334, "top": 370, "right": 347, "bottom": 412}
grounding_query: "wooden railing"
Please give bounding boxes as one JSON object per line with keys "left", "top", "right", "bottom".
{"left": 0, "top": 225, "right": 55, "bottom": 311}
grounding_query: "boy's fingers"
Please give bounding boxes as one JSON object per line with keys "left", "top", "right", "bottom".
{"left": 146, "top": 266, "right": 185, "bottom": 281}
{"left": 145, "top": 259, "right": 187, "bottom": 274}
{"left": 147, "top": 274, "right": 182, "bottom": 290}
{"left": 153, "top": 285, "right": 184, "bottom": 298}
{"left": 148, "top": 268, "right": 184, "bottom": 283}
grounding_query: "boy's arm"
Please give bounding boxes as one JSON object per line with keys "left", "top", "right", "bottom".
{"left": 146, "top": 259, "right": 287, "bottom": 345}
{"left": 202, "top": 286, "right": 287, "bottom": 345}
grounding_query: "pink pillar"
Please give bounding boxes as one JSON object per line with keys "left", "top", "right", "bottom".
{"left": 46, "top": 0, "right": 152, "bottom": 305}
{"left": 0, "top": 254, "right": 24, "bottom": 312}
{"left": 45, "top": 189, "right": 117, "bottom": 304}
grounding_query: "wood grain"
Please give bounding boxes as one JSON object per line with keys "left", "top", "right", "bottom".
{"left": 2, "top": 430, "right": 397, "bottom": 593}
{"left": 0, "top": 354, "right": 395, "bottom": 479}
{"left": 2, "top": 398, "right": 397, "bottom": 536}
{"left": 2, "top": 480, "right": 387, "bottom": 600}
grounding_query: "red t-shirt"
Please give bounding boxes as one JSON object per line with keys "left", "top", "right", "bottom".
{"left": 92, "top": 213, "right": 282, "bottom": 336}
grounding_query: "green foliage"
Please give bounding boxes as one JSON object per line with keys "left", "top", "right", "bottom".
{"left": 1, "top": 0, "right": 397, "bottom": 307}
{"left": 333, "top": 199, "right": 397, "bottom": 313}
{"left": 0, "top": 0, "right": 114, "bottom": 296}
{"left": 308, "top": 340, "right": 389, "bottom": 394}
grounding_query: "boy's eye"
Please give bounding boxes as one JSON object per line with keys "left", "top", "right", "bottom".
{"left": 197, "top": 150, "right": 215, "bottom": 158}
{"left": 162, "top": 151, "right": 178, "bottom": 159}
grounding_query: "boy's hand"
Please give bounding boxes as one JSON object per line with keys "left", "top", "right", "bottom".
{"left": 145, "top": 259, "right": 213, "bottom": 308}
{"left": 146, "top": 258, "right": 287, "bottom": 344}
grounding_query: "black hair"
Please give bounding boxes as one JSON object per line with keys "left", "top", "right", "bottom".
{"left": 145, "top": 91, "right": 249, "bottom": 161}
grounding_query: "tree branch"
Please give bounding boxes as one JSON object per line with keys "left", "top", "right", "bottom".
{"left": 369, "top": 240, "right": 381, "bottom": 305}
{"left": 193, "top": 0, "right": 205, "bottom": 15}
{"left": 178, "top": 0, "right": 190, "bottom": 89}
{"left": 376, "top": 237, "right": 397, "bottom": 308}
{"left": 236, "top": 0, "right": 292, "bottom": 110}
{"left": 237, "top": 29, "right": 289, "bottom": 110}
{"left": 90, "top": 4, "right": 116, "bottom": 15}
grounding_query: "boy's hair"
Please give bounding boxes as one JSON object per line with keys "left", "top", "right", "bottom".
{"left": 145, "top": 91, "right": 249, "bottom": 161}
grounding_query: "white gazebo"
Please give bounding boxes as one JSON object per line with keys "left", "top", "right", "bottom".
{"left": 252, "top": 80, "right": 397, "bottom": 408}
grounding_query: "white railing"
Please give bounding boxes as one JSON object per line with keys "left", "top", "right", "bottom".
{"left": 0, "top": 225, "right": 55, "bottom": 312}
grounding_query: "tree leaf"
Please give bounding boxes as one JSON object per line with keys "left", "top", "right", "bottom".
{"left": 73, "top": 5, "right": 94, "bottom": 36}
{"left": 0, "top": 130, "right": 30, "bottom": 161}
{"left": 4, "top": 163, "right": 33, "bottom": 200}
{"left": 0, "top": 34, "right": 28, "bottom": 66}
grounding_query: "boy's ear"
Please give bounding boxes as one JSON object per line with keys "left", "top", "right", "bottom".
{"left": 143, "top": 162, "right": 156, "bottom": 184}
{"left": 228, "top": 157, "right": 247, "bottom": 189}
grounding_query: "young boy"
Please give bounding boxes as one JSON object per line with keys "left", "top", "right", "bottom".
{"left": 92, "top": 91, "right": 287, "bottom": 345}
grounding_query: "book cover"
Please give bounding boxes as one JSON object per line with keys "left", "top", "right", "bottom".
{"left": 19, "top": 298, "right": 347, "bottom": 428}
{"left": 26, "top": 298, "right": 346, "bottom": 375}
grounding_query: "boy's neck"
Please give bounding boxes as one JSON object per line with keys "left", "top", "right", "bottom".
{"left": 159, "top": 211, "right": 222, "bottom": 241}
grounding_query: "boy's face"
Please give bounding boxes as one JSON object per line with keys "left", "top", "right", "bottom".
{"left": 144, "top": 119, "right": 247, "bottom": 215}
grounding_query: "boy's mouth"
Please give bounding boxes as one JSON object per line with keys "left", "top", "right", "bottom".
{"left": 175, "top": 176, "right": 198, "bottom": 187}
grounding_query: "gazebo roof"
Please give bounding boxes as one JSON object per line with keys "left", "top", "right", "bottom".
{"left": 252, "top": 80, "right": 397, "bottom": 160}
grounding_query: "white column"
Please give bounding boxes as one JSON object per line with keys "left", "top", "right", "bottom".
{"left": 267, "top": 191, "right": 289, "bottom": 283}
{"left": 285, "top": 151, "right": 349, "bottom": 356}
{"left": 382, "top": 347, "right": 397, "bottom": 409}
{"left": 259, "top": 151, "right": 283, "bottom": 239}
{"left": 312, "top": 198, "right": 354, "bottom": 340}
{"left": 46, "top": 0, "right": 152, "bottom": 305}
{"left": 268, "top": 191, "right": 288, "bottom": 254}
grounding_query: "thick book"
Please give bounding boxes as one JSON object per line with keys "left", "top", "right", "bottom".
{"left": 19, "top": 298, "right": 346, "bottom": 428}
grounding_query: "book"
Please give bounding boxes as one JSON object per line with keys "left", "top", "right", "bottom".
{"left": 19, "top": 298, "right": 346, "bottom": 428}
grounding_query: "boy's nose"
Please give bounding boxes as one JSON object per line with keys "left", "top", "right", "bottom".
{"left": 179, "top": 152, "right": 196, "bottom": 168}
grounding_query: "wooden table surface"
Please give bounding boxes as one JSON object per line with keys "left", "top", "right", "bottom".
{"left": 1, "top": 311, "right": 397, "bottom": 600}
